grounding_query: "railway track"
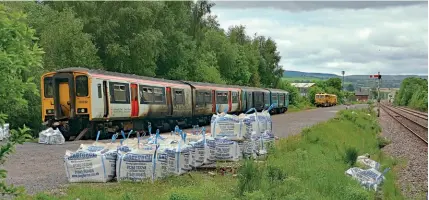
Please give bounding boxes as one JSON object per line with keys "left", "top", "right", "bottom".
{"left": 396, "top": 106, "right": 428, "bottom": 119}
{"left": 380, "top": 103, "right": 428, "bottom": 144}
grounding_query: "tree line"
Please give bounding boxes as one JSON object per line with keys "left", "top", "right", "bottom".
{"left": 1, "top": 1, "right": 285, "bottom": 134}
{"left": 394, "top": 77, "right": 428, "bottom": 111}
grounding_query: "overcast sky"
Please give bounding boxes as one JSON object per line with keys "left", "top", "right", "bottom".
{"left": 211, "top": 1, "right": 428, "bottom": 75}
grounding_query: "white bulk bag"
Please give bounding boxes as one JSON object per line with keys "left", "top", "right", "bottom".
{"left": 0, "top": 123, "right": 9, "bottom": 141}
{"left": 203, "top": 136, "right": 216, "bottom": 164}
{"left": 154, "top": 144, "right": 169, "bottom": 179}
{"left": 166, "top": 141, "right": 192, "bottom": 175}
{"left": 261, "top": 130, "right": 275, "bottom": 154}
{"left": 116, "top": 144, "right": 157, "bottom": 182}
{"left": 211, "top": 114, "right": 245, "bottom": 140}
{"left": 39, "top": 128, "right": 65, "bottom": 145}
{"left": 189, "top": 140, "right": 205, "bottom": 167}
{"left": 64, "top": 143, "right": 117, "bottom": 183}
{"left": 214, "top": 138, "right": 239, "bottom": 162}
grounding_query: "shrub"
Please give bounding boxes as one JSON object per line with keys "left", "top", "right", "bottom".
{"left": 344, "top": 147, "right": 358, "bottom": 167}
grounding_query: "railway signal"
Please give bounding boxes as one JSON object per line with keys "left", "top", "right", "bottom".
{"left": 370, "top": 72, "right": 382, "bottom": 117}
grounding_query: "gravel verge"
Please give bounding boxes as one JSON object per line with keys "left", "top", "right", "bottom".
{"left": 379, "top": 108, "right": 428, "bottom": 199}
{"left": 3, "top": 104, "right": 367, "bottom": 195}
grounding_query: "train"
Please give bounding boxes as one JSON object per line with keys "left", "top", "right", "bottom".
{"left": 41, "top": 67, "right": 289, "bottom": 140}
{"left": 315, "top": 93, "right": 337, "bottom": 107}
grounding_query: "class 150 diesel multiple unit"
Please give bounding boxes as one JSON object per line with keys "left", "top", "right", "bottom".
{"left": 41, "top": 67, "right": 289, "bottom": 140}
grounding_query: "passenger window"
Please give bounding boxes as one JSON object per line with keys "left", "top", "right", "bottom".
{"left": 174, "top": 90, "right": 184, "bottom": 104}
{"left": 154, "top": 87, "right": 164, "bottom": 103}
{"left": 196, "top": 92, "right": 205, "bottom": 106}
{"left": 141, "top": 87, "right": 153, "bottom": 103}
{"left": 76, "top": 75, "right": 88, "bottom": 97}
{"left": 204, "top": 92, "right": 211, "bottom": 103}
{"left": 44, "top": 77, "right": 53, "bottom": 98}
{"left": 113, "top": 84, "right": 126, "bottom": 102}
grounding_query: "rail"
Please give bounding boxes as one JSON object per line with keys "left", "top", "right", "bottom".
{"left": 396, "top": 107, "right": 428, "bottom": 118}
{"left": 380, "top": 103, "right": 428, "bottom": 144}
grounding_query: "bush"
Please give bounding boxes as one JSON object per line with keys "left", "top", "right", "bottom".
{"left": 344, "top": 147, "right": 358, "bottom": 167}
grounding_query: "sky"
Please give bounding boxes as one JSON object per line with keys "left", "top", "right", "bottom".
{"left": 211, "top": 1, "right": 428, "bottom": 75}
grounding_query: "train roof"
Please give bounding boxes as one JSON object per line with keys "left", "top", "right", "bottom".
{"left": 266, "top": 88, "right": 289, "bottom": 94}
{"left": 53, "top": 68, "right": 288, "bottom": 93}
{"left": 56, "top": 67, "right": 187, "bottom": 85}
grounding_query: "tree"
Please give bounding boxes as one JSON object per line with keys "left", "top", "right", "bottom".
{"left": 326, "top": 78, "right": 342, "bottom": 91}
{"left": 0, "top": 4, "right": 44, "bottom": 130}
{"left": 346, "top": 84, "right": 355, "bottom": 92}
{"left": 0, "top": 4, "right": 41, "bottom": 196}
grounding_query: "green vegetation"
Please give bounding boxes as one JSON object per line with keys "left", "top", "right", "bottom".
{"left": 0, "top": 4, "right": 43, "bottom": 196}
{"left": 394, "top": 77, "right": 428, "bottom": 111}
{"left": 18, "top": 108, "right": 403, "bottom": 200}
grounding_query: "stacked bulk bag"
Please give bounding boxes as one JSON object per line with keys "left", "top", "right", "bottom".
{"left": 39, "top": 127, "right": 65, "bottom": 145}
{"left": 64, "top": 131, "right": 118, "bottom": 183}
{"left": 203, "top": 135, "right": 216, "bottom": 164}
{"left": 211, "top": 113, "right": 246, "bottom": 141}
{"left": 214, "top": 138, "right": 240, "bottom": 162}
{"left": 116, "top": 143, "right": 157, "bottom": 182}
{"left": 189, "top": 127, "right": 210, "bottom": 167}
{"left": 166, "top": 140, "right": 192, "bottom": 175}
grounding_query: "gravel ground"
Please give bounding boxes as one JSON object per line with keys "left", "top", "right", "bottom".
{"left": 379, "top": 108, "right": 428, "bottom": 199}
{"left": 3, "top": 104, "right": 367, "bottom": 195}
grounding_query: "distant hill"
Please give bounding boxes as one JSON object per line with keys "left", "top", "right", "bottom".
{"left": 283, "top": 71, "right": 337, "bottom": 79}
{"left": 283, "top": 70, "right": 428, "bottom": 88}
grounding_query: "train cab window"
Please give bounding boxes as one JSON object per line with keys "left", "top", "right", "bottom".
{"left": 232, "top": 92, "right": 238, "bottom": 103}
{"left": 113, "top": 84, "right": 127, "bottom": 102}
{"left": 174, "top": 89, "right": 184, "bottom": 104}
{"left": 204, "top": 92, "right": 211, "bottom": 103}
{"left": 43, "top": 77, "right": 53, "bottom": 98}
{"left": 153, "top": 87, "right": 165, "bottom": 103}
{"left": 76, "top": 75, "right": 88, "bottom": 97}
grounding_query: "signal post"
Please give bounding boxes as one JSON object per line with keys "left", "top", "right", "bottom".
{"left": 370, "top": 72, "right": 382, "bottom": 117}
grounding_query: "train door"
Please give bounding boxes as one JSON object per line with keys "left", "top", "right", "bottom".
{"left": 103, "top": 81, "right": 109, "bottom": 117}
{"left": 212, "top": 90, "right": 216, "bottom": 113}
{"left": 130, "top": 84, "right": 139, "bottom": 117}
{"left": 59, "top": 82, "right": 70, "bottom": 117}
{"left": 228, "top": 91, "right": 232, "bottom": 112}
{"left": 247, "top": 92, "right": 253, "bottom": 110}
{"left": 166, "top": 87, "right": 173, "bottom": 116}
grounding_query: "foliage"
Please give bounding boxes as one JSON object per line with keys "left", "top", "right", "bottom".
{"left": 346, "top": 83, "right": 355, "bottom": 92}
{"left": 0, "top": 4, "right": 44, "bottom": 132}
{"left": 394, "top": 77, "right": 428, "bottom": 111}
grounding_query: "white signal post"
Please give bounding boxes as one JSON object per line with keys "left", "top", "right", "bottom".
{"left": 370, "top": 72, "right": 382, "bottom": 117}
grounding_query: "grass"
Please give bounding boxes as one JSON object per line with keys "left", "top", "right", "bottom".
{"left": 18, "top": 108, "right": 404, "bottom": 200}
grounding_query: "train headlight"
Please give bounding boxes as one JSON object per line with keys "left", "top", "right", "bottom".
{"left": 46, "top": 109, "right": 54, "bottom": 115}
{"left": 77, "top": 108, "right": 87, "bottom": 113}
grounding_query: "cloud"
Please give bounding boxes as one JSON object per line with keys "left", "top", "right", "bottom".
{"left": 212, "top": 1, "right": 427, "bottom": 12}
{"left": 212, "top": 4, "right": 428, "bottom": 75}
